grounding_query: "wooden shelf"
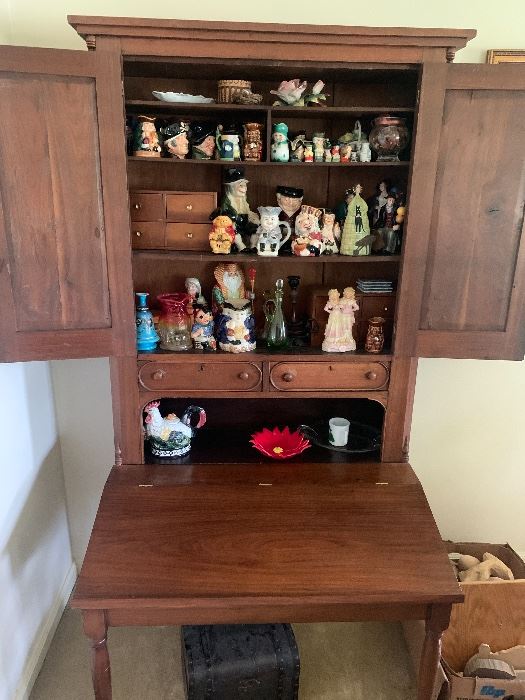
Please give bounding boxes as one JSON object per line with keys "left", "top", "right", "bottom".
{"left": 127, "top": 156, "right": 409, "bottom": 167}
{"left": 132, "top": 250, "right": 401, "bottom": 263}
{"left": 137, "top": 347, "right": 393, "bottom": 362}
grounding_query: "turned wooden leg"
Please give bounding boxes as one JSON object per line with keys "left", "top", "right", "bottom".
{"left": 417, "top": 604, "right": 451, "bottom": 700}
{"left": 82, "top": 610, "right": 112, "bottom": 700}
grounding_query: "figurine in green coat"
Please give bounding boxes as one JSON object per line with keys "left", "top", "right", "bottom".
{"left": 339, "top": 184, "right": 373, "bottom": 256}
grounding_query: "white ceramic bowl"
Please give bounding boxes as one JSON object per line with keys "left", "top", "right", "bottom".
{"left": 152, "top": 91, "right": 215, "bottom": 104}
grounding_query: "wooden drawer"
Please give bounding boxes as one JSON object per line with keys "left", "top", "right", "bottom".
{"left": 130, "top": 192, "right": 164, "bottom": 221}
{"left": 130, "top": 221, "right": 165, "bottom": 249}
{"left": 166, "top": 192, "right": 216, "bottom": 222}
{"left": 138, "top": 361, "right": 262, "bottom": 392}
{"left": 270, "top": 361, "right": 389, "bottom": 391}
{"left": 166, "top": 223, "right": 210, "bottom": 251}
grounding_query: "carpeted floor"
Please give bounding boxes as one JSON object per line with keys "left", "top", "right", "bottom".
{"left": 30, "top": 608, "right": 417, "bottom": 699}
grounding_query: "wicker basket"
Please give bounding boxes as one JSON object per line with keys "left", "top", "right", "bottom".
{"left": 217, "top": 79, "right": 251, "bottom": 104}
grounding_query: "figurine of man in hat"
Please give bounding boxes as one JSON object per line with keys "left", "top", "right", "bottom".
{"left": 160, "top": 121, "right": 190, "bottom": 159}
{"left": 211, "top": 167, "right": 259, "bottom": 252}
{"left": 190, "top": 122, "right": 216, "bottom": 160}
{"left": 276, "top": 185, "right": 304, "bottom": 255}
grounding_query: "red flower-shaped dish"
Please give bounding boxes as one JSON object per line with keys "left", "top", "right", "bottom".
{"left": 250, "top": 426, "right": 311, "bottom": 460}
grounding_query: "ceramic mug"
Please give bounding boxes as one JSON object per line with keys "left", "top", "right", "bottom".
{"left": 329, "top": 417, "right": 350, "bottom": 446}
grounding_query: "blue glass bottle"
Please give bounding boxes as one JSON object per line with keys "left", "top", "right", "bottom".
{"left": 135, "top": 292, "right": 159, "bottom": 352}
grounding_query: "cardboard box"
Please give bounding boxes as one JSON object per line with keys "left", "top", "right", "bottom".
{"left": 442, "top": 542, "right": 525, "bottom": 700}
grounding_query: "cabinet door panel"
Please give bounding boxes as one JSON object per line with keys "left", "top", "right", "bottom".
{"left": 0, "top": 46, "right": 134, "bottom": 361}
{"left": 396, "top": 64, "right": 525, "bottom": 360}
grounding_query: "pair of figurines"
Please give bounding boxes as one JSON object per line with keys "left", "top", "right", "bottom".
{"left": 322, "top": 287, "right": 359, "bottom": 353}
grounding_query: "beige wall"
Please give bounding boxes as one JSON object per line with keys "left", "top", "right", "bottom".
{"left": 3, "top": 0, "right": 524, "bottom": 559}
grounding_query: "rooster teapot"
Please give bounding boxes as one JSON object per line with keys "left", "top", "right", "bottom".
{"left": 144, "top": 402, "right": 206, "bottom": 458}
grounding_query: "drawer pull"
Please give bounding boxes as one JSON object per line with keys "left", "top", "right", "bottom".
{"left": 186, "top": 232, "right": 194, "bottom": 239}
{"left": 152, "top": 369, "right": 166, "bottom": 380}
{"left": 133, "top": 203, "right": 141, "bottom": 210}
{"left": 186, "top": 204, "right": 193, "bottom": 211}
{"left": 282, "top": 372, "right": 295, "bottom": 383}
{"left": 238, "top": 371, "right": 250, "bottom": 381}
{"left": 134, "top": 231, "right": 142, "bottom": 237}
{"left": 366, "top": 371, "right": 378, "bottom": 380}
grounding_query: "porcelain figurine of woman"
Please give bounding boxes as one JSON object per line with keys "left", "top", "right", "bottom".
{"left": 161, "top": 121, "right": 190, "bottom": 159}
{"left": 320, "top": 210, "right": 341, "bottom": 255}
{"left": 254, "top": 206, "right": 291, "bottom": 256}
{"left": 132, "top": 115, "right": 161, "bottom": 157}
{"left": 322, "top": 288, "right": 358, "bottom": 352}
{"left": 276, "top": 185, "right": 304, "bottom": 254}
{"left": 271, "top": 122, "right": 290, "bottom": 162}
{"left": 211, "top": 168, "right": 259, "bottom": 252}
{"left": 191, "top": 304, "right": 216, "bottom": 351}
{"left": 340, "top": 183, "right": 372, "bottom": 256}
{"left": 368, "top": 179, "right": 390, "bottom": 228}
{"left": 190, "top": 122, "right": 216, "bottom": 159}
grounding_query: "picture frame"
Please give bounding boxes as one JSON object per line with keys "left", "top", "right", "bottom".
{"left": 486, "top": 50, "right": 525, "bottom": 64}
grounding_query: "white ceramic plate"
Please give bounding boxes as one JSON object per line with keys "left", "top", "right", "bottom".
{"left": 152, "top": 91, "right": 215, "bottom": 104}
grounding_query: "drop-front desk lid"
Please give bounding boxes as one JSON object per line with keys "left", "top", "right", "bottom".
{"left": 71, "top": 462, "right": 463, "bottom": 622}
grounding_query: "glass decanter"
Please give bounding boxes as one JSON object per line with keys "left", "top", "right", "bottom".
{"left": 264, "top": 279, "right": 289, "bottom": 349}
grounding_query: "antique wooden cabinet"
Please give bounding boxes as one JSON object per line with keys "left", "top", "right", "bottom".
{"left": 1, "top": 18, "right": 524, "bottom": 464}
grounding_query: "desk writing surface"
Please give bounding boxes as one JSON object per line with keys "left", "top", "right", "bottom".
{"left": 72, "top": 463, "right": 462, "bottom": 611}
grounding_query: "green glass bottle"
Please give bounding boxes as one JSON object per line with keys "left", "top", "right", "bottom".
{"left": 264, "top": 279, "right": 289, "bottom": 349}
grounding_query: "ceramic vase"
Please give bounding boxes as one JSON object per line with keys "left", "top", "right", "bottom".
{"left": 135, "top": 292, "right": 159, "bottom": 352}
{"left": 369, "top": 115, "right": 410, "bottom": 162}
{"left": 365, "top": 316, "right": 386, "bottom": 353}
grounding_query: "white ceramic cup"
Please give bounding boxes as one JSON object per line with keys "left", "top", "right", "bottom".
{"left": 329, "top": 417, "right": 350, "bottom": 447}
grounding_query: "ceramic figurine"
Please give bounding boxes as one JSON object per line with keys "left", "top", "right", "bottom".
{"left": 350, "top": 150, "right": 358, "bottom": 162}
{"left": 270, "top": 79, "right": 327, "bottom": 107}
{"left": 144, "top": 402, "right": 206, "bottom": 458}
{"left": 322, "top": 287, "right": 358, "bottom": 352}
{"left": 324, "top": 146, "right": 332, "bottom": 163}
{"left": 135, "top": 292, "right": 159, "bottom": 352}
{"left": 368, "top": 180, "right": 391, "bottom": 228}
{"left": 185, "top": 277, "right": 207, "bottom": 316}
{"left": 216, "top": 124, "right": 242, "bottom": 161}
{"left": 320, "top": 210, "right": 341, "bottom": 255}
{"left": 312, "top": 132, "right": 325, "bottom": 162}
{"left": 132, "top": 115, "right": 161, "bottom": 157}
{"left": 255, "top": 206, "right": 291, "bottom": 256}
{"left": 292, "top": 205, "right": 323, "bottom": 256}
{"left": 211, "top": 262, "right": 250, "bottom": 315}
{"left": 190, "top": 122, "right": 216, "bottom": 159}
{"left": 276, "top": 185, "right": 304, "bottom": 255}
{"left": 340, "top": 184, "right": 372, "bottom": 256}
{"left": 365, "top": 316, "right": 386, "bottom": 353}
{"left": 157, "top": 293, "right": 193, "bottom": 351}
{"left": 209, "top": 215, "right": 236, "bottom": 254}
{"left": 290, "top": 133, "right": 306, "bottom": 162}
{"left": 338, "top": 132, "right": 353, "bottom": 163}
{"left": 160, "top": 121, "right": 190, "bottom": 159}
{"left": 331, "top": 144, "right": 340, "bottom": 163}
{"left": 376, "top": 192, "right": 401, "bottom": 254}
{"left": 211, "top": 168, "right": 259, "bottom": 252}
{"left": 334, "top": 189, "right": 354, "bottom": 228}
{"left": 191, "top": 304, "right": 216, "bottom": 351}
{"left": 243, "top": 122, "right": 263, "bottom": 161}
{"left": 304, "top": 142, "right": 314, "bottom": 162}
{"left": 271, "top": 122, "right": 290, "bottom": 162}
{"left": 369, "top": 115, "right": 410, "bottom": 161}
{"left": 215, "top": 299, "right": 256, "bottom": 353}
{"left": 359, "top": 141, "right": 372, "bottom": 162}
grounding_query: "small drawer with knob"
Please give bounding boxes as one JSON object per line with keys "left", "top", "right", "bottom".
{"left": 130, "top": 221, "right": 165, "bottom": 249}
{"left": 269, "top": 361, "right": 389, "bottom": 392}
{"left": 165, "top": 223, "right": 211, "bottom": 251}
{"left": 166, "top": 192, "right": 217, "bottom": 222}
{"left": 129, "top": 193, "right": 164, "bottom": 221}
{"left": 138, "top": 361, "right": 263, "bottom": 392}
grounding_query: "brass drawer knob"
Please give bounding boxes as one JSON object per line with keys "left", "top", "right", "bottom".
{"left": 238, "top": 371, "right": 250, "bottom": 381}
{"left": 134, "top": 231, "right": 142, "bottom": 237}
{"left": 186, "top": 204, "right": 193, "bottom": 211}
{"left": 152, "top": 369, "right": 166, "bottom": 380}
{"left": 186, "top": 232, "right": 194, "bottom": 239}
{"left": 282, "top": 372, "right": 295, "bottom": 382}
{"left": 133, "top": 203, "right": 141, "bottom": 210}
{"left": 365, "top": 371, "right": 378, "bottom": 380}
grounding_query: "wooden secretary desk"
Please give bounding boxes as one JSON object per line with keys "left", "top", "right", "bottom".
{"left": 1, "top": 16, "right": 525, "bottom": 700}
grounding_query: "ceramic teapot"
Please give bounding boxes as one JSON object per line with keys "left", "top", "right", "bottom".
{"left": 255, "top": 206, "right": 291, "bottom": 256}
{"left": 144, "top": 402, "right": 206, "bottom": 458}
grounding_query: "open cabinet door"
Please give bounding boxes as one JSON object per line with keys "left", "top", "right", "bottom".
{"left": 396, "top": 63, "right": 525, "bottom": 360}
{"left": 0, "top": 45, "right": 134, "bottom": 362}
